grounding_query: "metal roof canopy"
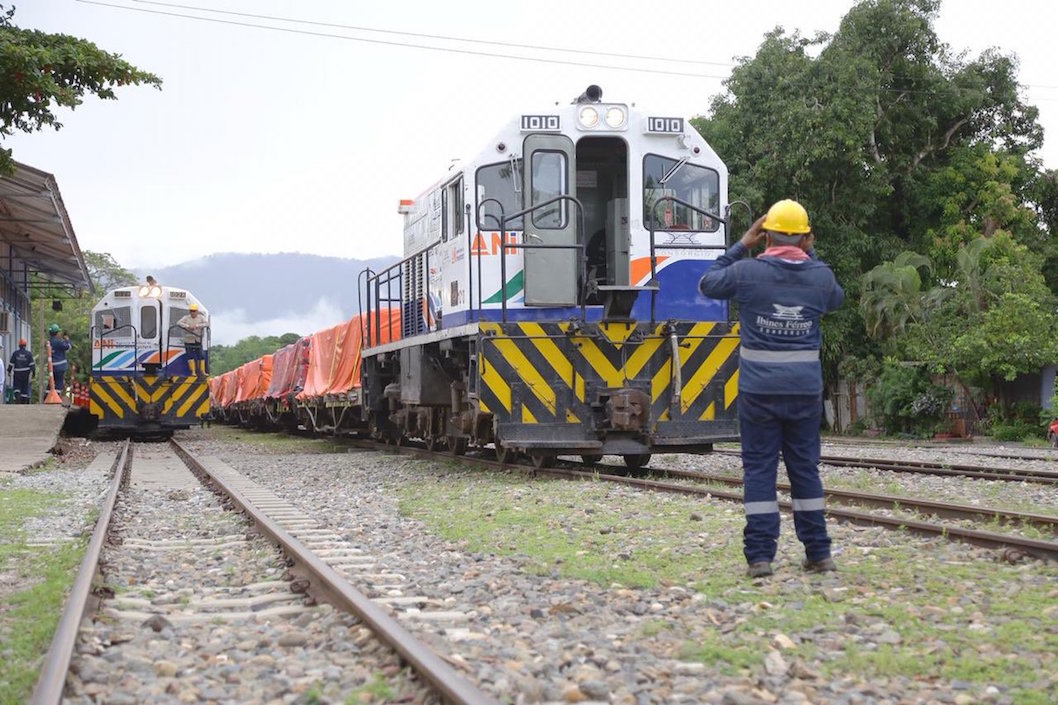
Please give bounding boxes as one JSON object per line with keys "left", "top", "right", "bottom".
{"left": 0, "top": 161, "right": 92, "bottom": 295}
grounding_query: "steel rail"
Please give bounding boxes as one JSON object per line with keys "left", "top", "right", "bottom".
{"left": 30, "top": 439, "right": 131, "bottom": 705}
{"left": 712, "top": 448, "right": 1058, "bottom": 484}
{"left": 356, "top": 439, "right": 1057, "bottom": 561}
{"left": 169, "top": 439, "right": 498, "bottom": 705}
{"left": 530, "top": 466, "right": 1058, "bottom": 562}
{"left": 631, "top": 466, "right": 1058, "bottom": 534}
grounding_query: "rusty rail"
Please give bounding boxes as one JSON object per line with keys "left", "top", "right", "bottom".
{"left": 30, "top": 439, "right": 131, "bottom": 705}
{"left": 170, "top": 439, "right": 497, "bottom": 705}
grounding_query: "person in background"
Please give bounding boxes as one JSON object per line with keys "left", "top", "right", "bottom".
{"left": 48, "top": 323, "right": 71, "bottom": 398}
{"left": 698, "top": 199, "right": 845, "bottom": 579}
{"left": 0, "top": 342, "right": 5, "bottom": 404}
{"left": 8, "top": 338, "right": 35, "bottom": 404}
{"left": 176, "top": 303, "right": 208, "bottom": 376}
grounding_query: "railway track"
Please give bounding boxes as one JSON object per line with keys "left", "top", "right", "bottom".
{"left": 31, "top": 439, "right": 496, "bottom": 705}
{"left": 714, "top": 447, "right": 1058, "bottom": 484}
{"left": 359, "top": 440, "right": 1058, "bottom": 562}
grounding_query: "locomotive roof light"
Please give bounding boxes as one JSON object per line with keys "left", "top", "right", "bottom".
{"left": 576, "top": 104, "right": 628, "bottom": 131}
{"left": 578, "top": 106, "right": 600, "bottom": 128}
{"left": 138, "top": 285, "right": 161, "bottom": 298}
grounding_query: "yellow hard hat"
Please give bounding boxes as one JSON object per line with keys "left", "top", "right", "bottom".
{"left": 189, "top": 303, "right": 199, "bottom": 311}
{"left": 762, "top": 199, "right": 811, "bottom": 234}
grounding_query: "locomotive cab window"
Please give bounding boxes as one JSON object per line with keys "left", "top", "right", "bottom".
{"left": 475, "top": 160, "right": 524, "bottom": 231}
{"left": 140, "top": 305, "right": 158, "bottom": 339}
{"left": 96, "top": 306, "right": 131, "bottom": 336}
{"left": 642, "top": 154, "right": 720, "bottom": 231}
{"left": 441, "top": 177, "right": 464, "bottom": 242}
{"left": 531, "top": 151, "right": 568, "bottom": 229}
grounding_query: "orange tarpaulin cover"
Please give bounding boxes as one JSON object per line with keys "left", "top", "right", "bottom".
{"left": 266, "top": 343, "right": 298, "bottom": 399}
{"left": 296, "top": 310, "right": 400, "bottom": 401}
{"left": 221, "top": 369, "right": 239, "bottom": 409}
{"left": 253, "top": 354, "right": 273, "bottom": 401}
{"left": 235, "top": 355, "right": 273, "bottom": 404}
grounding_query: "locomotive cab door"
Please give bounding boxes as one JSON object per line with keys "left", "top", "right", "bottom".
{"left": 522, "top": 133, "right": 577, "bottom": 306}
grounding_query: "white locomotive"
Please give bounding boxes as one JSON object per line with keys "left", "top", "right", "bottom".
{"left": 361, "top": 85, "right": 742, "bottom": 467}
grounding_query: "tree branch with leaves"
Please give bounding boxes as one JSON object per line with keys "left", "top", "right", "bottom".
{"left": 0, "top": 4, "right": 161, "bottom": 174}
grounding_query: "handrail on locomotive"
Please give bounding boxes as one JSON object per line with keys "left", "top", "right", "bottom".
{"left": 496, "top": 194, "right": 587, "bottom": 324}
{"left": 165, "top": 322, "right": 211, "bottom": 376}
{"left": 647, "top": 195, "right": 748, "bottom": 324}
{"left": 92, "top": 323, "right": 141, "bottom": 376}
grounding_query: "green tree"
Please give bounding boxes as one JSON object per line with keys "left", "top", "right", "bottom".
{"left": 860, "top": 251, "right": 932, "bottom": 340}
{"left": 210, "top": 333, "right": 301, "bottom": 376}
{"left": 692, "top": 0, "right": 1044, "bottom": 376}
{"left": 0, "top": 4, "right": 161, "bottom": 173}
{"left": 30, "top": 251, "right": 139, "bottom": 387}
{"left": 864, "top": 235, "right": 1058, "bottom": 415}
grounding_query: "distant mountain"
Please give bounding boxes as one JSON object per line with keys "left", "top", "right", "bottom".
{"left": 143, "top": 253, "right": 399, "bottom": 345}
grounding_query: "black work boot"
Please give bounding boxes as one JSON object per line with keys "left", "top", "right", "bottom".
{"left": 747, "top": 562, "right": 773, "bottom": 578}
{"left": 802, "top": 557, "right": 837, "bottom": 573}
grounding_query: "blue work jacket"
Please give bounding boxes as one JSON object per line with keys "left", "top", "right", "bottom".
{"left": 699, "top": 242, "right": 844, "bottom": 396}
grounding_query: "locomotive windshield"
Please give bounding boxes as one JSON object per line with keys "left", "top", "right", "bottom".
{"left": 643, "top": 154, "right": 720, "bottom": 232}
{"left": 476, "top": 160, "right": 524, "bottom": 230}
{"left": 95, "top": 306, "right": 131, "bottom": 335}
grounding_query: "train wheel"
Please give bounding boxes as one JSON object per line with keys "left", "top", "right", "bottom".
{"left": 581, "top": 454, "right": 603, "bottom": 465}
{"left": 529, "top": 451, "right": 555, "bottom": 469}
{"left": 495, "top": 443, "right": 515, "bottom": 464}
{"left": 622, "top": 453, "right": 651, "bottom": 469}
{"left": 425, "top": 436, "right": 443, "bottom": 452}
{"left": 448, "top": 436, "right": 468, "bottom": 456}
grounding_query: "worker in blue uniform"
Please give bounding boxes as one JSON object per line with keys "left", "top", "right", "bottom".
{"left": 8, "top": 338, "right": 35, "bottom": 404}
{"left": 49, "top": 323, "right": 71, "bottom": 397}
{"left": 699, "top": 199, "right": 845, "bottom": 578}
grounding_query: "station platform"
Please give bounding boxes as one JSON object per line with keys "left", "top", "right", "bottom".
{"left": 0, "top": 404, "right": 68, "bottom": 475}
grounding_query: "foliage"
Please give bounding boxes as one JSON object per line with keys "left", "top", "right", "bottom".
{"left": 30, "top": 251, "right": 138, "bottom": 385}
{"left": 209, "top": 333, "right": 300, "bottom": 375}
{"left": 985, "top": 401, "right": 1043, "bottom": 442}
{"left": 0, "top": 5, "right": 161, "bottom": 173}
{"left": 865, "top": 361, "right": 952, "bottom": 436}
{"left": 837, "top": 355, "right": 881, "bottom": 382}
{"left": 861, "top": 235, "right": 1058, "bottom": 422}
{"left": 860, "top": 251, "right": 931, "bottom": 340}
{"left": 692, "top": 0, "right": 1045, "bottom": 380}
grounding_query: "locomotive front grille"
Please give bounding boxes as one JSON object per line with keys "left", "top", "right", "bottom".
{"left": 477, "top": 321, "right": 740, "bottom": 447}
{"left": 90, "top": 375, "right": 211, "bottom": 428}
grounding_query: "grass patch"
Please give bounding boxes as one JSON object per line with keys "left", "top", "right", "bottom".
{"left": 344, "top": 672, "right": 396, "bottom": 704}
{"left": 0, "top": 485, "right": 86, "bottom": 704}
{"left": 0, "top": 542, "right": 83, "bottom": 703}
{"left": 396, "top": 465, "right": 1058, "bottom": 700}
{"left": 398, "top": 470, "right": 740, "bottom": 589}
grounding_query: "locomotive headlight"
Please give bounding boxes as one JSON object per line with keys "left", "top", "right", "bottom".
{"left": 138, "top": 286, "right": 149, "bottom": 297}
{"left": 578, "top": 106, "right": 599, "bottom": 128}
{"left": 605, "top": 106, "right": 627, "bottom": 128}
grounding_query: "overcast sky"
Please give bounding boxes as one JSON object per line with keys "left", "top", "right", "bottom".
{"left": 8, "top": 0, "right": 1058, "bottom": 271}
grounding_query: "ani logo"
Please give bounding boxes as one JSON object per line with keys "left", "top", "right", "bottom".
{"left": 771, "top": 303, "right": 805, "bottom": 320}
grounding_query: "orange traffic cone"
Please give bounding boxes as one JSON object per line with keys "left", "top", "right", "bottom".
{"left": 44, "top": 341, "right": 62, "bottom": 405}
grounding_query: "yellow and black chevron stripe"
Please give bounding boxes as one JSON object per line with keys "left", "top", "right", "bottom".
{"left": 90, "top": 374, "right": 211, "bottom": 430}
{"left": 478, "top": 320, "right": 740, "bottom": 445}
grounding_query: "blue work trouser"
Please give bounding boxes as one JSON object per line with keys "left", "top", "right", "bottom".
{"left": 53, "top": 361, "right": 67, "bottom": 394}
{"left": 738, "top": 392, "right": 831, "bottom": 564}
{"left": 12, "top": 372, "right": 31, "bottom": 403}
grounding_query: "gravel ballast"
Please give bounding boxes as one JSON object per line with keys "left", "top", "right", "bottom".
{"left": 6, "top": 430, "right": 1056, "bottom": 704}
